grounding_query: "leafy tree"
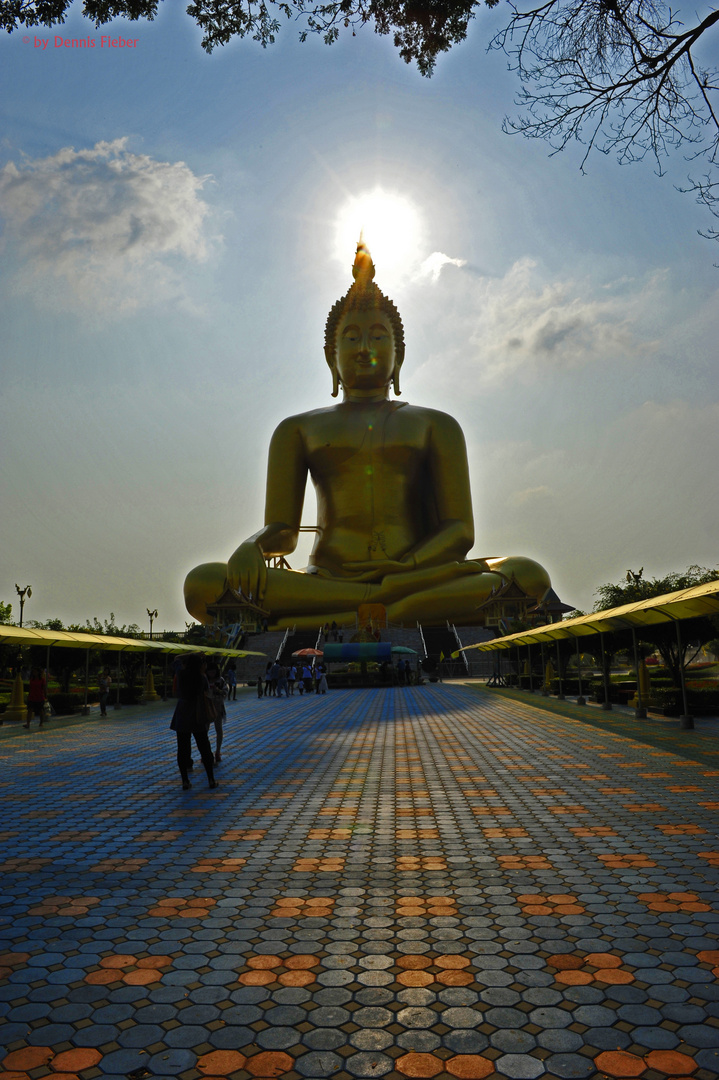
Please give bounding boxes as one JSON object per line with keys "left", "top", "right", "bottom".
{"left": 1, "top": 0, "right": 480, "bottom": 74}
{"left": 593, "top": 564, "right": 719, "bottom": 687}
{"left": 0, "top": 600, "right": 12, "bottom": 625}
{"left": 82, "top": 613, "right": 142, "bottom": 637}
{"left": 491, "top": 0, "right": 719, "bottom": 240}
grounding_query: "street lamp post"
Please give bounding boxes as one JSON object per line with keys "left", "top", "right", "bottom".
{"left": 147, "top": 608, "right": 158, "bottom": 640}
{"left": 15, "top": 584, "right": 32, "bottom": 628}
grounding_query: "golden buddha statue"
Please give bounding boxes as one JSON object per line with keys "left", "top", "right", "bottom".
{"left": 184, "top": 244, "right": 551, "bottom": 629}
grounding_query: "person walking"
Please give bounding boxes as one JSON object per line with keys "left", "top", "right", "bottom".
{"left": 317, "top": 666, "right": 329, "bottom": 694}
{"left": 98, "top": 668, "right": 112, "bottom": 717}
{"left": 302, "top": 663, "right": 313, "bottom": 694}
{"left": 276, "top": 664, "right": 288, "bottom": 698}
{"left": 225, "top": 665, "right": 237, "bottom": 701}
{"left": 257, "top": 672, "right": 264, "bottom": 699}
{"left": 287, "top": 664, "right": 297, "bottom": 695}
{"left": 170, "top": 654, "right": 217, "bottom": 791}
{"left": 207, "top": 663, "right": 227, "bottom": 764}
{"left": 268, "top": 661, "right": 280, "bottom": 697}
{"left": 24, "top": 667, "right": 47, "bottom": 730}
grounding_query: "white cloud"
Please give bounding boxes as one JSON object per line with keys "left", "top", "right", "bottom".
{"left": 407, "top": 257, "right": 665, "bottom": 391}
{"left": 416, "top": 251, "right": 467, "bottom": 282}
{"left": 0, "top": 139, "right": 215, "bottom": 314}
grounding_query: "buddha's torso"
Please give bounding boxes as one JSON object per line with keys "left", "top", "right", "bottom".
{"left": 294, "top": 399, "right": 441, "bottom": 576}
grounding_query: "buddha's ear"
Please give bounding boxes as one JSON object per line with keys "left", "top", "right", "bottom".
{"left": 392, "top": 352, "right": 404, "bottom": 397}
{"left": 325, "top": 345, "right": 340, "bottom": 397}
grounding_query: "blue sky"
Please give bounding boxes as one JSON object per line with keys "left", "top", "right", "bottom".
{"left": 1, "top": 1, "right": 717, "bottom": 630}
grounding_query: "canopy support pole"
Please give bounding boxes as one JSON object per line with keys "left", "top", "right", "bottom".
{"left": 575, "top": 638, "right": 585, "bottom": 705}
{"left": 540, "top": 643, "right": 549, "bottom": 696}
{"left": 162, "top": 653, "right": 168, "bottom": 702}
{"left": 555, "top": 640, "right": 565, "bottom": 700}
{"left": 674, "top": 619, "right": 694, "bottom": 729}
{"left": 81, "top": 650, "right": 90, "bottom": 716}
{"left": 114, "top": 651, "right": 122, "bottom": 710}
{"left": 600, "top": 632, "right": 612, "bottom": 710}
{"left": 527, "top": 645, "right": 534, "bottom": 692}
{"left": 632, "top": 628, "right": 646, "bottom": 719}
{"left": 141, "top": 652, "right": 146, "bottom": 704}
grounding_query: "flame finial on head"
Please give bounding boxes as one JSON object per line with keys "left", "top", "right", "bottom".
{"left": 324, "top": 239, "right": 405, "bottom": 397}
{"left": 352, "top": 236, "right": 376, "bottom": 285}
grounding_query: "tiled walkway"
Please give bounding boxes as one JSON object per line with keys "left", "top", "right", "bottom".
{"left": 1, "top": 685, "right": 718, "bottom": 1080}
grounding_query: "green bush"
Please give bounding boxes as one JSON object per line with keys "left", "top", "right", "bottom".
{"left": 652, "top": 688, "right": 719, "bottom": 716}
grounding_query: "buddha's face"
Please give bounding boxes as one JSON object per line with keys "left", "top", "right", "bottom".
{"left": 335, "top": 306, "right": 396, "bottom": 391}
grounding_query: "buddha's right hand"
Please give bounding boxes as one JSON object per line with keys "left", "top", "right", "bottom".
{"left": 228, "top": 540, "right": 268, "bottom": 604}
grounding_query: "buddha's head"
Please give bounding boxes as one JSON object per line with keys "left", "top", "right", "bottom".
{"left": 324, "top": 243, "right": 405, "bottom": 398}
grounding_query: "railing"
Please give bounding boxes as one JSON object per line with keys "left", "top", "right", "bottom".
{"left": 450, "top": 622, "right": 470, "bottom": 674}
{"left": 276, "top": 627, "right": 291, "bottom": 661}
{"left": 416, "top": 622, "right": 428, "bottom": 658}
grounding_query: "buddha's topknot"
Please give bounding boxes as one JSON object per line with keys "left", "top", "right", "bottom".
{"left": 324, "top": 242, "right": 405, "bottom": 363}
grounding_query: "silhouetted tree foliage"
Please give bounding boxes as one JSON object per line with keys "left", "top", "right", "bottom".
{"left": 491, "top": 0, "right": 719, "bottom": 239}
{"left": 3, "top": 0, "right": 718, "bottom": 226}
{"left": 1, "top": 0, "right": 482, "bottom": 73}
{"left": 593, "top": 565, "right": 719, "bottom": 686}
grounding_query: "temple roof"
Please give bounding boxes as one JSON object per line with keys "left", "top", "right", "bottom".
{"left": 474, "top": 574, "right": 533, "bottom": 612}
{"left": 526, "top": 587, "right": 575, "bottom": 616}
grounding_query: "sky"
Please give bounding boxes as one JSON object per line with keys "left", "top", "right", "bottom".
{"left": 1, "top": 1, "right": 718, "bottom": 632}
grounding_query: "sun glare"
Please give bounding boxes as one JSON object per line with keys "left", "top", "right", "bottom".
{"left": 334, "top": 189, "right": 424, "bottom": 283}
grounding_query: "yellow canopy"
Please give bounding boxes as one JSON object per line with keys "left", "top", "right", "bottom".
{"left": 459, "top": 578, "right": 719, "bottom": 653}
{"left": 0, "top": 625, "right": 264, "bottom": 658}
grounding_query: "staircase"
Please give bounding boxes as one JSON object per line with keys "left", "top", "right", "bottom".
{"left": 420, "top": 625, "right": 458, "bottom": 677}
{"left": 229, "top": 629, "right": 286, "bottom": 684}
{"left": 279, "top": 628, "right": 321, "bottom": 666}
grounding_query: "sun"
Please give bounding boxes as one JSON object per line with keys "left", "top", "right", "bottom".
{"left": 334, "top": 189, "right": 424, "bottom": 284}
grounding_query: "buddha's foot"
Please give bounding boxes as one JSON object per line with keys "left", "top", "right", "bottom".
{"left": 375, "top": 560, "right": 502, "bottom": 606}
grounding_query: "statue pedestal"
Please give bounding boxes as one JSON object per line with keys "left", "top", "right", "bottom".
{"left": 3, "top": 672, "right": 27, "bottom": 724}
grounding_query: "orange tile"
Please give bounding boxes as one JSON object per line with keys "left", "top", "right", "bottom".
{"left": 244, "top": 1050, "right": 294, "bottom": 1076}
{"left": 122, "top": 968, "right": 163, "bottom": 985}
{"left": 84, "top": 969, "right": 117, "bottom": 984}
{"left": 278, "top": 970, "right": 315, "bottom": 986}
{"left": 397, "top": 955, "right": 432, "bottom": 970}
{"left": 594, "top": 1050, "right": 646, "bottom": 1076}
{"left": 136, "top": 955, "right": 172, "bottom": 968}
{"left": 398, "top": 970, "right": 435, "bottom": 987}
{"left": 196, "top": 1049, "right": 247, "bottom": 1075}
{"left": 594, "top": 968, "right": 634, "bottom": 984}
{"left": 555, "top": 970, "right": 594, "bottom": 985}
{"left": 645, "top": 1050, "right": 697, "bottom": 1074}
{"left": 435, "top": 955, "right": 470, "bottom": 969}
{"left": 436, "top": 970, "right": 474, "bottom": 986}
{"left": 246, "top": 955, "right": 282, "bottom": 969}
{"left": 1, "top": 1047, "right": 54, "bottom": 1071}
{"left": 445, "top": 1054, "right": 495, "bottom": 1078}
{"left": 698, "top": 949, "right": 719, "bottom": 963}
{"left": 585, "top": 953, "right": 622, "bottom": 968}
{"left": 238, "top": 971, "right": 275, "bottom": 985}
{"left": 547, "top": 954, "right": 584, "bottom": 969}
{"left": 394, "top": 1052, "right": 444, "bottom": 1077}
{"left": 283, "top": 954, "right": 318, "bottom": 969}
{"left": 0, "top": 951, "right": 29, "bottom": 966}
{"left": 50, "top": 1048, "right": 102, "bottom": 1071}
{"left": 99, "top": 954, "right": 136, "bottom": 968}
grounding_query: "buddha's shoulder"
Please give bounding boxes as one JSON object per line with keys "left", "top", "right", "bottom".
{"left": 271, "top": 406, "right": 341, "bottom": 435}
{"left": 271, "top": 402, "right": 463, "bottom": 437}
